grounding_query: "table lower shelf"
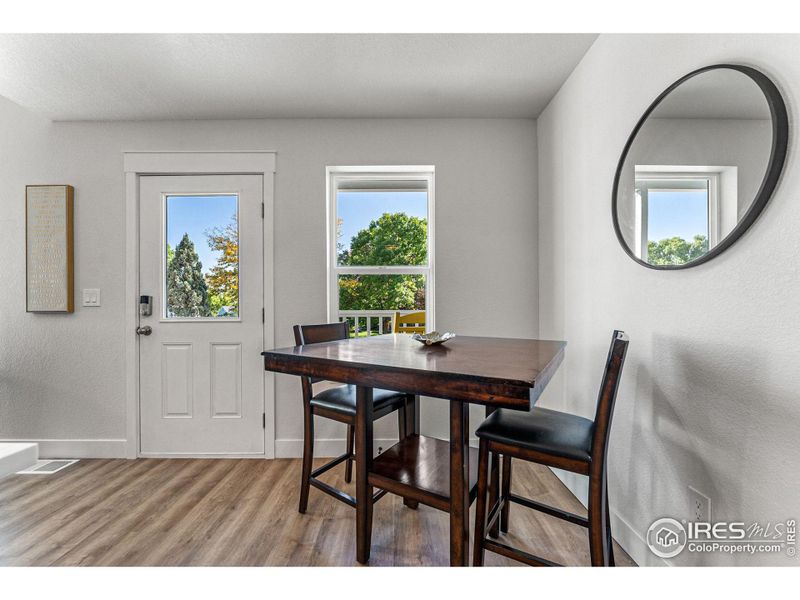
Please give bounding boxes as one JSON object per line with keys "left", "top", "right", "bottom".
{"left": 369, "top": 434, "right": 479, "bottom": 512}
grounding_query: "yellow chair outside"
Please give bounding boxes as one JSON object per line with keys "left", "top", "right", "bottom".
{"left": 391, "top": 311, "right": 426, "bottom": 335}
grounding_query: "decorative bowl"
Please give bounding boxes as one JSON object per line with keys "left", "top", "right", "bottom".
{"left": 411, "top": 331, "right": 456, "bottom": 346}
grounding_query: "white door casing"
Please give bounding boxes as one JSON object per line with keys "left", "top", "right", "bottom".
{"left": 138, "top": 174, "right": 265, "bottom": 455}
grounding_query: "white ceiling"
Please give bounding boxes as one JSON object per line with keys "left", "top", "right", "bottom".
{"left": 0, "top": 34, "right": 597, "bottom": 121}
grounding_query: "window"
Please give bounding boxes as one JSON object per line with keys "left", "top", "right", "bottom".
{"left": 327, "top": 166, "right": 434, "bottom": 336}
{"left": 164, "top": 194, "right": 239, "bottom": 319}
{"left": 634, "top": 166, "right": 736, "bottom": 266}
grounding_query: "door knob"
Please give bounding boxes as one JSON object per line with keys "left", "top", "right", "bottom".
{"left": 136, "top": 326, "right": 152, "bottom": 336}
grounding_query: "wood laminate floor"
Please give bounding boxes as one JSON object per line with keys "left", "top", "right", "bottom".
{"left": 0, "top": 457, "right": 634, "bottom": 566}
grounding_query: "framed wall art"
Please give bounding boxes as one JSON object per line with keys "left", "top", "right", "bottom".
{"left": 26, "top": 185, "right": 74, "bottom": 312}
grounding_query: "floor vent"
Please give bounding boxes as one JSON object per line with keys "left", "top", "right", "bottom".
{"left": 17, "top": 459, "right": 78, "bottom": 475}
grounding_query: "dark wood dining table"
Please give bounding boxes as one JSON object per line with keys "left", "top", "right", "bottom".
{"left": 262, "top": 333, "right": 566, "bottom": 566}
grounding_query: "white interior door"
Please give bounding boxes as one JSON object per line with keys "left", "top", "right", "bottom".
{"left": 138, "top": 174, "right": 265, "bottom": 455}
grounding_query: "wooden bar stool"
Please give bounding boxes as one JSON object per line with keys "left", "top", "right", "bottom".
{"left": 293, "top": 322, "right": 418, "bottom": 513}
{"left": 472, "top": 330, "right": 629, "bottom": 566}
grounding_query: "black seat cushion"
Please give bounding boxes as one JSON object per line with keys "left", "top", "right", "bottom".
{"left": 311, "top": 384, "right": 406, "bottom": 416}
{"left": 476, "top": 407, "right": 594, "bottom": 463}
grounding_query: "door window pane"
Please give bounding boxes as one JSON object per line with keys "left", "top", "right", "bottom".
{"left": 165, "top": 194, "right": 239, "bottom": 318}
{"left": 336, "top": 190, "right": 428, "bottom": 266}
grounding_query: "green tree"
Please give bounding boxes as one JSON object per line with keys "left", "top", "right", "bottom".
{"left": 647, "top": 235, "right": 709, "bottom": 266}
{"left": 205, "top": 215, "right": 239, "bottom": 316}
{"left": 339, "top": 273, "right": 425, "bottom": 311}
{"left": 340, "top": 212, "right": 427, "bottom": 266}
{"left": 167, "top": 233, "right": 211, "bottom": 317}
{"left": 338, "top": 212, "right": 427, "bottom": 311}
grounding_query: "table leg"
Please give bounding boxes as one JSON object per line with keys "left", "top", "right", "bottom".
{"left": 403, "top": 395, "right": 421, "bottom": 510}
{"left": 410, "top": 394, "right": 420, "bottom": 434}
{"left": 356, "top": 386, "right": 374, "bottom": 564}
{"left": 449, "top": 400, "right": 470, "bottom": 566}
{"left": 485, "top": 406, "right": 500, "bottom": 538}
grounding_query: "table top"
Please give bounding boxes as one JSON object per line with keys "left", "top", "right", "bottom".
{"left": 262, "top": 334, "right": 566, "bottom": 408}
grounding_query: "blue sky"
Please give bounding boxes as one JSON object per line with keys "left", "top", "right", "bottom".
{"left": 648, "top": 191, "right": 709, "bottom": 242}
{"left": 166, "top": 194, "right": 237, "bottom": 274}
{"left": 337, "top": 191, "right": 427, "bottom": 252}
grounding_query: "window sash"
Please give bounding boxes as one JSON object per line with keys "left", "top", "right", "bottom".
{"left": 327, "top": 166, "right": 435, "bottom": 330}
{"left": 333, "top": 175, "right": 432, "bottom": 269}
{"left": 334, "top": 266, "right": 429, "bottom": 275}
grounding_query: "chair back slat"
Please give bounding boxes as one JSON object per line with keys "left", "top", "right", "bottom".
{"left": 391, "top": 311, "right": 426, "bottom": 334}
{"left": 294, "top": 322, "right": 349, "bottom": 345}
{"left": 293, "top": 322, "right": 350, "bottom": 385}
{"left": 590, "top": 330, "right": 630, "bottom": 472}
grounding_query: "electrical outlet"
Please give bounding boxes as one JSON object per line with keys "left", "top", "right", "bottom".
{"left": 689, "top": 486, "right": 711, "bottom": 522}
{"left": 377, "top": 446, "right": 384, "bottom": 454}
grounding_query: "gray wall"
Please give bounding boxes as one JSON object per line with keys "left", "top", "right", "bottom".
{"left": 0, "top": 100, "right": 539, "bottom": 454}
{"left": 537, "top": 34, "right": 800, "bottom": 566}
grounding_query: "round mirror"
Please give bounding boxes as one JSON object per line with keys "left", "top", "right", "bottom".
{"left": 612, "top": 64, "right": 788, "bottom": 269}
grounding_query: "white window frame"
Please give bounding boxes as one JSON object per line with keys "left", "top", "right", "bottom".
{"left": 635, "top": 167, "right": 724, "bottom": 261}
{"left": 326, "top": 166, "right": 435, "bottom": 332}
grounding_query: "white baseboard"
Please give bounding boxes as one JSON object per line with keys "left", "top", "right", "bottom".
{"left": 549, "top": 467, "right": 667, "bottom": 567}
{"left": 0, "top": 439, "right": 128, "bottom": 459}
{"left": 610, "top": 507, "right": 668, "bottom": 566}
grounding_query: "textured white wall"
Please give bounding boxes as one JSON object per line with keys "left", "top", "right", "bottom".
{"left": 0, "top": 106, "right": 539, "bottom": 454}
{"left": 537, "top": 34, "right": 800, "bottom": 566}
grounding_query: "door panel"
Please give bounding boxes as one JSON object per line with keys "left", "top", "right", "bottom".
{"left": 210, "top": 343, "right": 242, "bottom": 418}
{"left": 139, "top": 174, "right": 264, "bottom": 455}
{"left": 161, "top": 343, "right": 193, "bottom": 418}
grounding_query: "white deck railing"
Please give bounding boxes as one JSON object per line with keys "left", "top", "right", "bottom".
{"left": 337, "top": 310, "right": 423, "bottom": 337}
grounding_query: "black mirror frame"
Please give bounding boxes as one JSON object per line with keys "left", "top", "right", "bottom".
{"left": 612, "top": 64, "right": 789, "bottom": 270}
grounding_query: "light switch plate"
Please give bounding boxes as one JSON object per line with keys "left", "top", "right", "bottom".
{"left": 82, "top": 288, "right": 101, "bottom": 307}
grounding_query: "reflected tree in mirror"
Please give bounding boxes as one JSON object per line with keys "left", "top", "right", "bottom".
{"left": 647, "top": 235, "right": 709, "bottom": 266}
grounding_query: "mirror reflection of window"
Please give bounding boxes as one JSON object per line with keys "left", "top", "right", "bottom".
{"left": 634, "top": 167, "right": 737, "bottom": 266}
